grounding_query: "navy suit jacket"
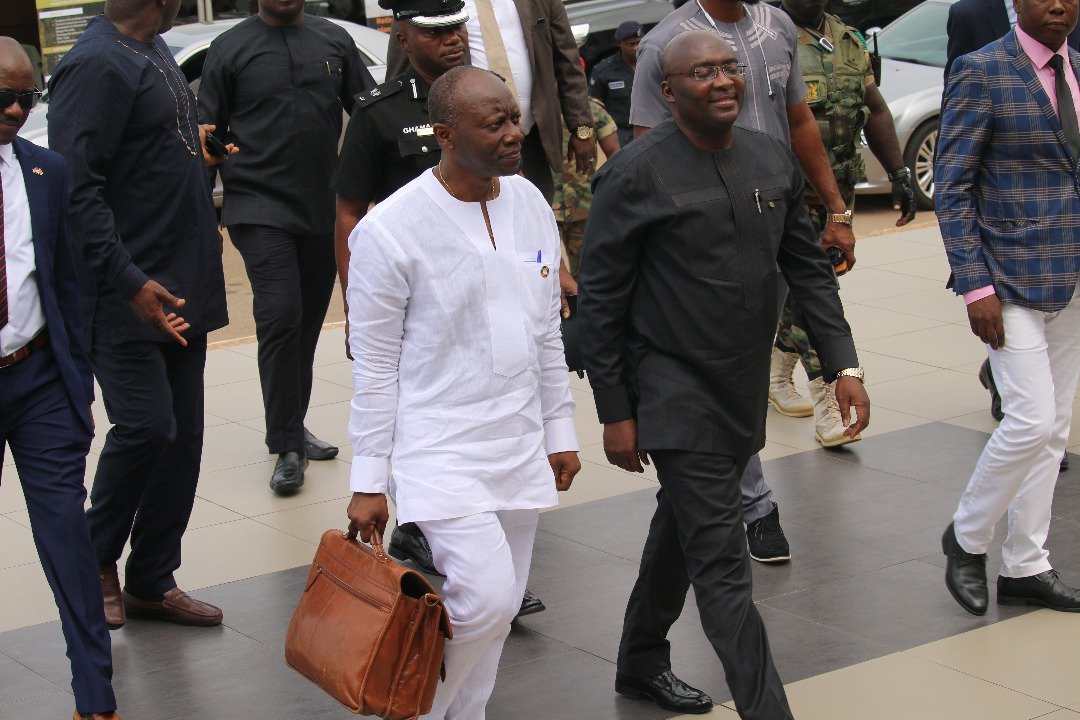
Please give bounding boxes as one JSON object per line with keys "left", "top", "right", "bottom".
{"left": 935, "top": 31, "right": 1080, "bottom": 313}
{"left": 945, "top": 0, "right": 1080, "bottom": 79}
{"left": 10, "top": 137, "right": 94, "bottom": 432}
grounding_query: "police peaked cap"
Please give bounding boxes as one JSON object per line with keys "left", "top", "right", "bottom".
{"left": 378, "top": 0, "right": 470, "bottom": 27}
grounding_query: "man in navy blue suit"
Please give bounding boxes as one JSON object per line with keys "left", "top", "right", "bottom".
{"left": 0, "top": 38, "right": 120, "bottom": 720}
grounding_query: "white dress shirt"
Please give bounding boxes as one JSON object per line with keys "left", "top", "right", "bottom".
{"left": 347, "top": 171, "right": 577, "bottom": 522}
{"left": 464, "top": 0, "right": 536, "bottom": 134}
{"left": 0, "top": 143, "right": 45, "bottom": 357}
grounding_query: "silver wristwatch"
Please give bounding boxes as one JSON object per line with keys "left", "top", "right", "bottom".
{"left": 836, "top": 367, "right": 865, "bottom": 382}
{"left": 826, "top": 209, "right": 853, "bottom": 226}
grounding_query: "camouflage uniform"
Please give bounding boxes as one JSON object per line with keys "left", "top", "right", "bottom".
{"left": 552, "top": 98, "right": 618, "bottom": 277}
{"left": 776, "top": 13, "right": 874, "bottom": 379}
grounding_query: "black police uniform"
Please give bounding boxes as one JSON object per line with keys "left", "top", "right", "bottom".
{"left": 331, "top": 65, "right": 441, "bottom": 204}
{"left": 588, "top": 53, "right": 635, "bottom": 147}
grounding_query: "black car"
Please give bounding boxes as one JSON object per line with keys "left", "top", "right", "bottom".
{"left": 762, "top": 0, "right": 924, "bottom": 31}
{"left": 564, "top": 0, "right": 675, "bottom": 71}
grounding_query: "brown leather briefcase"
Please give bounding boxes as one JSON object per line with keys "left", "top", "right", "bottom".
{"left": 285, "top": 525, "right": 452, "bottom": 719}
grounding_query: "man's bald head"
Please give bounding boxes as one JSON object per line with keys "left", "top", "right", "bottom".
{"left": 429, "top": 65, "right": 513, "bottom": 127}
{"left": 660, "top": 30, "right": 736, "bottom": 77}
{"left": 0, "top": 37, "right": 33, "bottom": 77}
{"left": 660, "top": 30, "right": 744, "bottom": 150}
{"left": 0, "top": 36, "right": 37, "bottom": 145}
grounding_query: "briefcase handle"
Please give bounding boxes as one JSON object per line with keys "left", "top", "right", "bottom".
{"left": 343, "top": 520, "right": 393, "bottom": 564}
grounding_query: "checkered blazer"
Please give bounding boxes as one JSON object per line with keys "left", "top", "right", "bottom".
{"left": 935, "top": 30, "right": 1080, "bottom": 313}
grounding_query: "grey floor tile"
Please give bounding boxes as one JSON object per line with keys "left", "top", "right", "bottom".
{"left": 0, "top": 689, "right": 78, "bottom": 718}
{"left": 824, "top": 422, "right": 990, "bottom": 490}
{"left": 0, "top": 652, "right": 62, "bottom": 706}
{"left": 538, "top": 488, "right": 658, "bottom": 562}
{"left": 488, "top": 647, "right": 672, "bottom": 720}
{"left": 0, "top": 618, "right": 261, "bottom": 691}
{"left": 112, "top": 646, "right": 353, "bottom": 720}
{"left": 499, "top": 625, "right": 574, "bottom": 669}
{"left": 196, "top": 565, "right": 311, "bottom": 650}
{"left": 762, "top": 559, "right": 1033, "bottom": 652}
{"left": 763, "top": 452, "right": 962, "bottom": 561}
{"left": 749, "top": 519, "right": 911, "bottom": 601}
{"left": 529, "top": 528, "right": 630, "bottom": 584}
{"left": 514, "top": 559, "right": 642, "bottom": 663}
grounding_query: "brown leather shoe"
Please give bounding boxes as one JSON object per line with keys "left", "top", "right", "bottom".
{"left": 98, "top": 565, "right": 125, "bottom": 630}
{"left": 123, "top": 588, "right": 223, "bottom": 626}
{"left": 74, "top": 711, "right": 122, "bottom": 719}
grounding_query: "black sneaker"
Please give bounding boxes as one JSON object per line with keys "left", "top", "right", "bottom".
{"left": 746, "top": 503, "right": 791, "bottom": 563}
{"left": 388, "top": 524, "right": 444, "bottom": 577}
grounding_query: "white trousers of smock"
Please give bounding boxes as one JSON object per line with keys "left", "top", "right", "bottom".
{"left": 954, "top": 288, "right": 1080, "bottom": 577}
{"left": 416, "top": 508, "right": 539, "bottom": 720}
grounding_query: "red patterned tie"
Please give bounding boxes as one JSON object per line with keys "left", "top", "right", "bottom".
{"left": 1, "top": 168, "right": 7, "bottom": 332}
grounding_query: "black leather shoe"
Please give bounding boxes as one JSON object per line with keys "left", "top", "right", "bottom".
{"left": 1061, "top": 453, "right": 1070, "bottom": 472}
{"left": 388, "top": 524, "right": 443, "bottom": 576}
{"left": 998, "top": 570, "right": 1080, "bottom": 612}
{"left": 978, "top": 359, "right": 1003, "bottom": 422}
{"left": 942, "top": 523, "right": 988, "bottom": 616}
{"left": 270, "top": 451, "right": 307, "bottom": 495}
{"left": 615, "top": 670, "right": 713, "bottom": 714}
{"left": 516, "top": 588, "right": 546, "bottom": 618}
{"left": 303, "top": 428, "right": 338, "bottom": 461}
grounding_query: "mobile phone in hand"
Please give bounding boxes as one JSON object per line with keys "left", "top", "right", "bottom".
{"left": 204, "top": 132, "right": 229, "bottom": 160}
{"left": 827, "top": 246, "right": 848, "bottom": 275}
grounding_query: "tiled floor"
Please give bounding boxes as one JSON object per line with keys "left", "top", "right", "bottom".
{"left": 4, "top": 224, "right": 1080, "bottom": 719}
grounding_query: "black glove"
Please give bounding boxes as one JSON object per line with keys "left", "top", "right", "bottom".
{"left": 890, "top": 167, "right": 916, "bottom": 220}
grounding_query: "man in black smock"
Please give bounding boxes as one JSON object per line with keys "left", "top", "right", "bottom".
{"left": 48, "top": 0, "right": 230, "bottom": 630}
{"left": 578, "top": 30, "right": 870, "bottom": 719}
{"left": 198, "top": 0, "right": 372, "bottom": 494}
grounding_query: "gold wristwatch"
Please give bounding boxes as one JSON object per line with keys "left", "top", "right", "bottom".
{"left": 836, "top": 367, "right": 865, "bottom": 382}
{"left": 826, "top": 210, "right": 853, "bottom": 226}
{"left": 574, "top": 125, "right": 595, "bottom": 141}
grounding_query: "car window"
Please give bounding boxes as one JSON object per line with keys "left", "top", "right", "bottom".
{"left": 875, "top": 1, "right": 950, "bottom": 68}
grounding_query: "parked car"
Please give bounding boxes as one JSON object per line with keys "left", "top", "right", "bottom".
{"left": 19, "top": 17, "right": 388, "bottom": 149}
{"left": 856, "top": 0, "right": 951, "bottom": 210}
{"left": 564, "top": 0, "right": 674, "bottom": 71}
{"left": 764, "top": 0, "right": 924, "bottom": 32}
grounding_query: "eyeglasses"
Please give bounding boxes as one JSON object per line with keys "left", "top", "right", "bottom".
{"left": 665, "top": 64, "right": 747, "bottom": 82}
{"left": 0, "top": 89, "right": 42, "bottom": 112}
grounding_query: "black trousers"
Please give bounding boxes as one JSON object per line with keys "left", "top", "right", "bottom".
{"left": 230, "top": 225, "right": 336, "bottom": 454}
{"left": 87, "top": 335, "right": 207, "bottom": 599}
{"left": 520, "top": 126, "right": 555, "bottom": 204}
{"left": 0, "top": 348, "right": 115, "bottom": 714}
{"left": 618, "top": 450, "right": 792, "bottom": 720}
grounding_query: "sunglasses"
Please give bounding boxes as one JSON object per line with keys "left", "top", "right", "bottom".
{"left": 0, "top": 89, "right": 43, "bottom": 112}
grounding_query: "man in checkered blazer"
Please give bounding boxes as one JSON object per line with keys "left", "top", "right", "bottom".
{"left": 936, "top": 0, "right": 1080, "bottom": 616}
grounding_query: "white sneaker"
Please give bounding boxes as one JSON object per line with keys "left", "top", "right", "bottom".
{"left": 768, "top": 348, "right": 813, "bottom": 417}
{"left": 809, "top": 377, "right": 861, "bottom": 447}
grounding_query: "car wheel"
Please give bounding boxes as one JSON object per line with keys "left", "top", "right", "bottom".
{"left": 904, "top": 118, "right": 938, "bottom": 211}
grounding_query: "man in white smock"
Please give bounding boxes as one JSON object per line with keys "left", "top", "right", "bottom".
{"left": 345, "top": 65, "right": 582, "bottom": 719}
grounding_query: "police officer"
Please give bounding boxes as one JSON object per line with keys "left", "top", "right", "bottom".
{"left": 331, "top": 0, "right": 549, "bottom": 619}
{"left": 589, "top": 21, "right": 641, "bottom": 147}
{"left": 332, "top": 0, "right": 468, "bottom": 249}
{"left": 768, "top": 0, "right": 916, "bottom": 446}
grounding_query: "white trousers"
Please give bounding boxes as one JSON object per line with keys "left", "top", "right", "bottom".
{"left": 954, "top": 289, "right": 1080, "bottom": 577}
{"left": 415, "top": 508, "right": 539, "bottom": 720}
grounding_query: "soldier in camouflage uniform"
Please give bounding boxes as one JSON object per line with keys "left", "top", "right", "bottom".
{"left": 552, "top": 97, "right": 620, "bottom": 281}
{"left": 774, "top": 0, "right": 917, "bottom": 446}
